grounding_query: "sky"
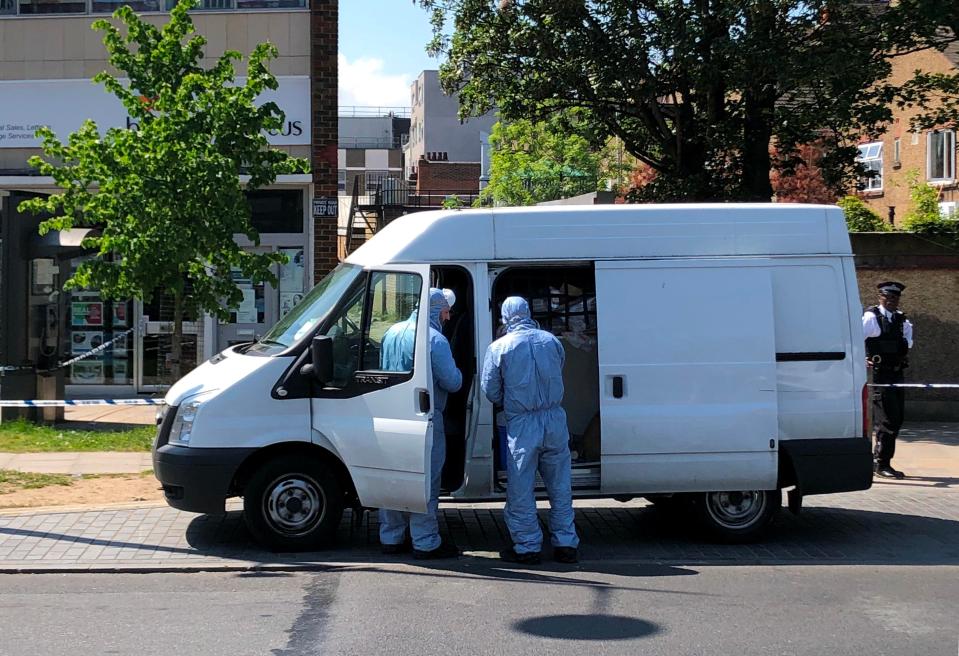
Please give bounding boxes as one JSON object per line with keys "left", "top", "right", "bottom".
{"left": 338, "top": 1, "right": 443, "bottom": 109}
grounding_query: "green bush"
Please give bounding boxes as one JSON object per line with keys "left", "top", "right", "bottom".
{"left": 837, "top": 196, "right": 889, "bottom": 232}
{"left": 901, "top": 174, "right": 958, "bottom": 237}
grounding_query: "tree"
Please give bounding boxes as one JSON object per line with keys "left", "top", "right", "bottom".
{"left": 901, "top": 171, "right": 958, "bottom": 238}
{"left": 480, "top": 111, "right": 620, "bottom": 206}
{"left": 770, "top": 142, "right": 840, "bottom": 205}
{"left": 418, "top": 0, "right": 955, "bottom": 202}
{"left": 19, "top": 1, "right": 307, "bottom": 381}
{"left": 837, "top": 196, "right": 889, "bottom": 232}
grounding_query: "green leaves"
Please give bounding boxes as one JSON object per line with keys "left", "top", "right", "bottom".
{"left": 417, "top": 0, "right": 956, "bottom": 202}
{"left": 19, "top": 0, "right": 308, "bottom": 323}
{"left": 480, "top": 110, "right": 621, "bottom": 206}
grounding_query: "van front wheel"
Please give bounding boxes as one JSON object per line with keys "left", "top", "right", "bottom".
{"left": 695, "top": 489, "right": 780, "bottom": 543}
{"left": 243, "top": 455, "right": 344, "bottom": 552}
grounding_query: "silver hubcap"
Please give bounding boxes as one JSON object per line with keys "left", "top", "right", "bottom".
{"left": 264, "top": 475, "right": 326, "bottom": 537}
{"left": 705, "top": 491, "right": 767, "bottom": 529}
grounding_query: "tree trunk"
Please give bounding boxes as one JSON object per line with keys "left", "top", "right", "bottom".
{"left": 741, "top": 92, "right": 775, "bottom": 202}
{"left": 171, "top": 288, "right": 183, "bottom": 384}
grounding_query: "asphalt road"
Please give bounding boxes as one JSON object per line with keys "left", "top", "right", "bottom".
{"left": 1, "top": 564, "right": 956, "bottom": 656}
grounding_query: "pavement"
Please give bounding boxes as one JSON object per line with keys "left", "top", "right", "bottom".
{"left": 0, "top": 422, "right": 956, "bottom": 573}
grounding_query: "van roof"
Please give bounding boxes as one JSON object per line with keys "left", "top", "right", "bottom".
{"left": 346, "top": 203, "right": 851, "bottom": 266}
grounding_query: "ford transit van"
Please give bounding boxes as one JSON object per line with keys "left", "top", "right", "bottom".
{"left": 153, "top": 204, "right": 873, "bottom": 549}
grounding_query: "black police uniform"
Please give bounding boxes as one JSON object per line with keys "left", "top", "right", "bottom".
{"left": 865, "top": 304, "right": 910, "bottom": 472}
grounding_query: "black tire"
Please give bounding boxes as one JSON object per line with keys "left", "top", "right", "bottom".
{"left": 693, "top": 489, "right": 780, "bottom": 543}
{"left": 243, "top": 454, "right": 344, "bottom": 552}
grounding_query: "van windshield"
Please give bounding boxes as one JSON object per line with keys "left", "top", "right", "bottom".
{"left": 249, "top": 263, "right": 363, "bottom": 354}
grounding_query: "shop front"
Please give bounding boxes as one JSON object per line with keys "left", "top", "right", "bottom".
{"left": 0, "top": 75, "right": 312, "bottom": 398}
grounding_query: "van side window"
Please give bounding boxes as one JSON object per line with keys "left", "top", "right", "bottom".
{"left": 324, "top": 283, "right": 365, "bottom": 388}
{"left": 322, "top": 271, "right": 423, "bottom": 387}
{"left": 367, "top": 272, "right": 422, "bottom": 373}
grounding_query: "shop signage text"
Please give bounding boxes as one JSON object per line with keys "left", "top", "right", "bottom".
{"left": 0, "top": 77, "right": 310, "bottom": 148}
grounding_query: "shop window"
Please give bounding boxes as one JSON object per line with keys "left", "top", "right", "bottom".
{"left": 235, "top": 0, "right": 305, "bottom": 7}
{"left": 0, "top": 0, "right": 15, "bottom": 14}
{"left": 278, "top": 247, "right": 305, "bottom": 319}
{"left": 856, "top": 142, "right": 883, "bottom": 192}
{"left": 927, "top": 129, "right": 956, "bottom": 183}
{"left": 92, "top": 0, "right": 159, "bottom": 11}
{"left": 247, "top": 190, "right": 303, "bottom": 234}
{"left": 17, "top": 0, "right": 86, "bottom": 13}
{"left": 66, "top": 288, "right": 134, "bottom": 386}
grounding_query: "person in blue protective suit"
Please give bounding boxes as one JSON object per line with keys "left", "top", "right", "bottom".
{"left": 379, "top": 309, "right": 417, "bottom": 372}
{"left": 481, "top": 296, "right": 580, "bottom": 564}
{"left": 379, "top": 288, "right": 463, "bottom": 559}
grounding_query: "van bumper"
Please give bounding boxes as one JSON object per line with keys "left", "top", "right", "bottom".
{"left": 153, "top": 445, "right": 256, "bottom": 514}
{"left": 779, "top": 438, "right": 873, "bottom": 496}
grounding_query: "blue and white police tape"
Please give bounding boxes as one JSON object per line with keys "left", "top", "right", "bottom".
{"left": 0, "top": 399, "right": 166, "bottom": 407}
{"left": 868, "top": 383, "right": 959, "bottom": 388}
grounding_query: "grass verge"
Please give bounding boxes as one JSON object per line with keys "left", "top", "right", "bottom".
{"left": 0, "top": 470, "right": 73, "bottom": 494}
{"left": 0, "top": 419, "right": 154, "bottom": 453}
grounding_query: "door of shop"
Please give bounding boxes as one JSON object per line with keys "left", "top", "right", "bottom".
{"left": 135, "top": 295, "right": 201, "bottom": 393}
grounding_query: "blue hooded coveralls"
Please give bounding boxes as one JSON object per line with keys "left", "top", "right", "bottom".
{"left": 481, "top": 297, "right": 580, "bottom": 555}
{"left": 379, "top": 288, "right": 462, "bottom": 552}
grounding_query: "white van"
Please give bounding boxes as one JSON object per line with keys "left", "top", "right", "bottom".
{"left": 153, "top": 204, "right": 873, "bottom": 550}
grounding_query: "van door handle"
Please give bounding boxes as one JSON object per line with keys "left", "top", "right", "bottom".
{"left": 612, "top": 376, "right": 624, "bottom": 399}
{"left": 418, "top": 389, "right": 431, "bottom": 414}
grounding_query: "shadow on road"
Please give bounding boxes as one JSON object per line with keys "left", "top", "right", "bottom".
{"left": 174, "top": 501, "right": 959, "bottom": 567}
{"left": 513, "top": 614, "right": 660, "bottom": 641}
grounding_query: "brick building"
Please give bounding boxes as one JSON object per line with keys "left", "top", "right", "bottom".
{"left": 858, "top": 39, "right": 959, "bottom": 224}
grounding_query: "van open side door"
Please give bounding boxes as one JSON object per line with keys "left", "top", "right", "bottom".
{"left": 310, "top": 264, "right": 434, "bottom": 513}
{"left": 595, "top": 261, "right": 779, "bottom": 494}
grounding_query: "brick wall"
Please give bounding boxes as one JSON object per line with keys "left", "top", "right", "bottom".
{"left": 852, "top": 233, "right": 959, "bottom": 420}
{"left": 416, "top": 158, "right": 481, "bottom": 194}
{"left": 859, "top": 48, "right": 958, "bottom": 226}
{"left": 311, "top": 0, "right": 339, "bottom": 282}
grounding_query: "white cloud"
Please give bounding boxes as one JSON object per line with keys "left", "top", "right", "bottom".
{"left": 338, "top": 54, "right": 412, "bottom": 108}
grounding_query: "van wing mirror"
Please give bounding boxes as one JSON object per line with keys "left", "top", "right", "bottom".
{"left": 301, "top": 335, "right": 334, "bottom": 387}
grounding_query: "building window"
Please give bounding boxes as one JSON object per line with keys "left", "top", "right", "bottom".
{"left": 927, "top": 129, "right": 956, "bottom": 183}
{"left": 941, "top": 201, "right": 958, "bottom": 219}
{"left": 6, "top": 0, "right": 304, "bottom": 13}
{"left": 338, "top": 169, "right": 347, "bottom": 195}
{"left": 247, "top": 190, "right": 304, "bottom": 234}
{"left": 17, "top": 0, "right": 86, "bottom": 13}
{"left": 856, "top": 142, "right": 883, "bottom": 192}
{"left": 93, "top": 0, "right": 159, "bottom": 11}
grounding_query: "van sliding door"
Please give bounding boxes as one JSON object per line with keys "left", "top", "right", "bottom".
{"left": 595, "top": 262, "right": 779, "bottom": 494}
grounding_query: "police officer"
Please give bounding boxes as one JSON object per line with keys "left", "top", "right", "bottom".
{"left": 863, "top": 281, "right": 914, "bottom": 479}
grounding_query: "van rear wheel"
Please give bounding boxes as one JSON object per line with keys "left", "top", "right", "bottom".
{"left": 695, "top": 489, "right": 780, "bottom": 543}
{"left": 243, "top": 455, "right": 344, "bottom": 552}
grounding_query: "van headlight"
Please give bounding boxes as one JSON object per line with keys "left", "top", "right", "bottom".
{"left": 168, "top": 393, "right": 213, "bottom": 446}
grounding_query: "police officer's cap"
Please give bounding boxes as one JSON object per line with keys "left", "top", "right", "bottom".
{"left": 877, "top": 281, "right": 906, "bottom": 296}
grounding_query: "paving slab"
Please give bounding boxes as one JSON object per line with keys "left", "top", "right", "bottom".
{"left": 0, "top": 484, "right": 957, "bottom": 573}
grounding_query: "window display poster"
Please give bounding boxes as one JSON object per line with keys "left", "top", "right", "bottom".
{"left": 72, "top": 301, "right": 103, "bottom": 326}
{"left": 71, "top": 360, "right": 104, "bottom": 385}
{"left": 236, "top": 287, "right": 258, "bottom": 323}
{"left": 112, "top": 359, "right": 130, "bottom": 384}
{"left": 279, "top": 248, "right": 305, "bottom": 293}
{"left": 280, "top": 292, "right": 305, "bottom": 319}
{"left": 71, "top": 331, "right": 104, "bottom": 354}
{"left": 112, "top": 303, "right": 129, "bottom": 327}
